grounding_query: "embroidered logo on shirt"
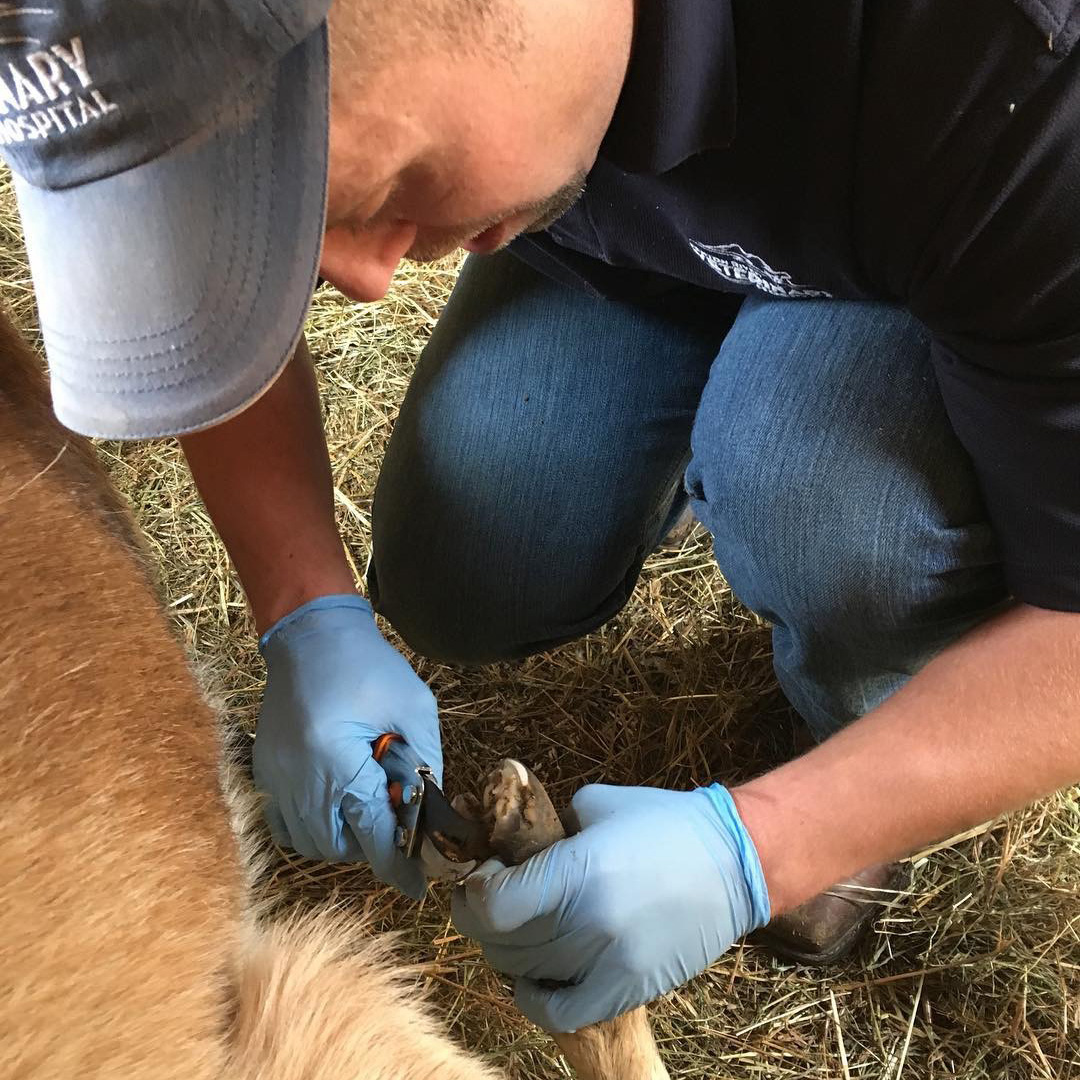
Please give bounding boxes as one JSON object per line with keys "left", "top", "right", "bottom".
{"left": 0, "top": 19, "right": 119, "bottom": 148}
{"left": 689, "top": 240, "right": 831, "bottom": 299}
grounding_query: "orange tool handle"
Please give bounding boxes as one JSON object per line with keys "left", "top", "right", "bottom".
{"left": 372, "top": 732, "right": 408, "bottom": 808}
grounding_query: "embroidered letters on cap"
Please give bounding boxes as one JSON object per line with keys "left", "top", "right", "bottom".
{"left": 0, "top": 36, "right": 119, "bottom": 148}
{"left": 0, "top": 0, "right": 330, "bottom": 190}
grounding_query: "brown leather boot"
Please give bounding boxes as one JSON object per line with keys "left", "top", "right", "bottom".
{"left": 751, "top": 862, "right": 911, "bottom": 965}
{"left": 659, "top": 504, "right": 697, "bottom": 549}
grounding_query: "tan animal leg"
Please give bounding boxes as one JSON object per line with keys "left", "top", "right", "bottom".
{"left": 479, "top": 760, "right": 670, "bottom": 1080}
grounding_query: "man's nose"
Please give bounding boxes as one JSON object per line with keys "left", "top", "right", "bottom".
{"left": 318, "top": 219, "right": 419, "bottom": 302}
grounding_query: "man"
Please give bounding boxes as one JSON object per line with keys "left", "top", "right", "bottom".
{"left": 3, "top": 0, "right": 1079, "bottom": 1038}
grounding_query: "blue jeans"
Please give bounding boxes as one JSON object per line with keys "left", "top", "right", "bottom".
{"left": 369, "top": 253, "right": 1007, "bottom": 740}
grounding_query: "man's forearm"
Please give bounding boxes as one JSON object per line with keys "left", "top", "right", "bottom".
{"left": 181, "top": 335, "right": 357, "bottom": 633}
{"left": 732, "top": 603, "right": 1080, "bottom": 915}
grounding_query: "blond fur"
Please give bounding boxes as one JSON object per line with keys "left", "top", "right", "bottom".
{"left": 0, "top": 312, "right": 497, "bottom": 1080}
{"left": 552, "top": 1013, "right": 670, "bottom": 1080}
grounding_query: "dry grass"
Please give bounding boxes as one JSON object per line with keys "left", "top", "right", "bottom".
{"left": 1, "top": 166, "right": 1078, "bottom": 1080}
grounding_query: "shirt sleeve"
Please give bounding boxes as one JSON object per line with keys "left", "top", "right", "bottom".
{"left": 931, "top": 337, "right": 1080, "bottom": 611}
{"left": 909, "top": 32, "right": 1080, "bottom": 611}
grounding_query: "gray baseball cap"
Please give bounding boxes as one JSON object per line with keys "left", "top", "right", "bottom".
{"left": 0, "top": 1, "right": 331, "bottom": 438}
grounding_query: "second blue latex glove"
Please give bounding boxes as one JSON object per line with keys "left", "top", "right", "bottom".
{"left": 451, "top": 783, "right": 770, "bottom": 1032}
{"left": 253, "top": 594, "right": 442, "bottom": 899}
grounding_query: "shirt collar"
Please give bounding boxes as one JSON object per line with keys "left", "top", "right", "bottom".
{"left": 601, "top": 0, "right": 737, "bottom": 174}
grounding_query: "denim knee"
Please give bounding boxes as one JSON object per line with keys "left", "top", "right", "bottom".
{"left": 690, "top": 446, "right": 1002, "bottom": 641}
{"left": 366, "top": 531, "right": 525, "bottom": 665}
{"left": 685, "top": 297, "right": 1009, "bottom": 736}
{"left": 367, "top": 253, "right": 730, "bottom": 665}
{"left": 368, "top": 485, "right": 659, "bottom": 665}
{"left": 689, "top": 443, "right": 1006, "bottom": 735}
{"left": 369, "top": 248, "right": 734, "bottom": 660}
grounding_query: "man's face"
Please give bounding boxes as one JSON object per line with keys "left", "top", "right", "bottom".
{"left": 319, "top": 5, "right": 632, "bottom": 301}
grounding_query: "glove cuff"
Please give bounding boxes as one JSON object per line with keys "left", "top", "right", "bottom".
{"left": 259, "top": 593, "right": 374, "bottom": 654}
{"left": 699, "top": 783, "right": 772, "bottom": 929}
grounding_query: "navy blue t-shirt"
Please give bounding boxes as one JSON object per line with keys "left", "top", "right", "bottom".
{"left": 511, "top": 0, "right": 1080, "bottom": 612}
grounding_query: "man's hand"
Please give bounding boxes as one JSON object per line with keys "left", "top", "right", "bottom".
{"left": 451, "top": 783, "right": 771, "bottom": 1033}
{"left": 254, "top": 594, "right": 442, "bottom": 898}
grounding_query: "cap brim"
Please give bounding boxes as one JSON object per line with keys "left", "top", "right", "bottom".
{"left": 13, "top": 26, "right": 329, "bottom": 440}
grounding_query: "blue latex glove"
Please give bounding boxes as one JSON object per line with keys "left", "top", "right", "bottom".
{"left": 253, "top": 594, "right": 442, "bottom": 899}
{"left": 451, "top": 783, "right": 770, "bottom": 1032}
